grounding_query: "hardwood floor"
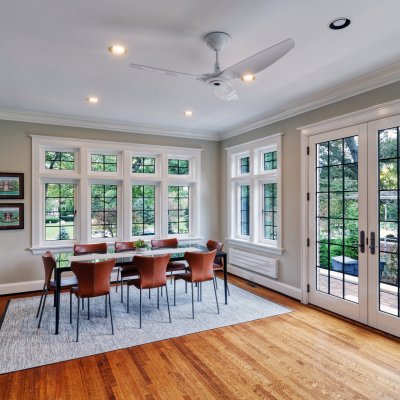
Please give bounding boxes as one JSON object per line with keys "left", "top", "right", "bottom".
{"left": 1, "top": 275, "right": 400, "bottom": 400}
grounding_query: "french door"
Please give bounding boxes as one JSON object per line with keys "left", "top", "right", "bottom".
{"left": 308, "top": 117, "right": 400, "bottom": 337}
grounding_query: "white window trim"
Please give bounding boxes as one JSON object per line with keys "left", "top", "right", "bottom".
{"left": 226, "top": 133, "right": 283, "bottom": 254}
{"left": 31, "top": 135, "right": 202, "bottom": 251}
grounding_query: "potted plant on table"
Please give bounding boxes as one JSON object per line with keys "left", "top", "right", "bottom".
{"left": 135, "top": 239, "right": 148, "bottom": 253}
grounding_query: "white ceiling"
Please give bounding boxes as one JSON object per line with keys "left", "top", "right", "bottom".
{"left": 1, "top": 0, "right": 400, "bottom": 140}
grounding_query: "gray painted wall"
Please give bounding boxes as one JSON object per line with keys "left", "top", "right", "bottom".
{"left": 221, "top": 81, "right": 400, "bottom": 289}
{"left": 0, "top": 121, "right": 220, "bottom": 288}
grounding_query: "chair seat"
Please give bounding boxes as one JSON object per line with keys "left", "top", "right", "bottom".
{"left": 167, "top": 261, "right": 187, "bottom": 272}
{"left": 126, "top": 278, "right": 165, "bottom": 290}
{"left": 70, "top": 286, "right": 109, "bottom": 298}
{"left": 213, "top": 263, "right": 224, "bottom": 271}
{"left": 175, "top": 272, "right": 212, "bottom": 284}
{"left": 49, "top": 277, "right": 78, "bottom": 290}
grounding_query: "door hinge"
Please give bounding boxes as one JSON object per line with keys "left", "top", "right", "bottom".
{"left": 307, "top": 284, "right": 310, "bottom": 293}
{"left": 307, "top": 238, "right": 310, "bottom": 247}
{"left": 307, "top": 192, "right": 310, "bottom": 201}
{"left": 307, "top": 146, "right": 310, "bottom": 155}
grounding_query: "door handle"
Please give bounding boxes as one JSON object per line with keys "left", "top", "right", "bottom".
{"left": 369, "top": 232, "right": 376, "bottom": 255}
{"left": 359, "top": 230, "right": 365, "bottom": 253}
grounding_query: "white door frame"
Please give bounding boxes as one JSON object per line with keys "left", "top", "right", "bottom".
{"left": 299, "top": 98, "right": 400, "bottom": 306}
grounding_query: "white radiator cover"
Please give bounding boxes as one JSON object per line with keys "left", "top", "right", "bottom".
{"left": 228, "top": 248, "right": 278, "bottom": 279}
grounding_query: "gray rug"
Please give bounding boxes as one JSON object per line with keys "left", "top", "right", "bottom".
{"left": 0, "top": 279, "right": 291, "bottom": 374}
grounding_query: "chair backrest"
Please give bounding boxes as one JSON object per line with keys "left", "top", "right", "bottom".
{"left": 70, "top": 259, "right": 116, "bottom": 298}
{"left": 134, "top": 254, "right": 171, "bottom": 289}
{"left": 184, "top": 250, "right": 217, "bottom": 283}
{"left": 115, "top": 241, "right": 136, "bottom": 252}
{"left": 151, "top": 238, "right": 178, "bottom": 249}
{"left": 206, "top": 240, "right": 224, "bottom": 267}
{"left": 73, "top": 242, "right": 108, "bottom": 256}
{"left": 206, "top": 240, "right": 224, "bottom": 251}
{"left": 42, "top": 251, "right": 56, "bottom": 288}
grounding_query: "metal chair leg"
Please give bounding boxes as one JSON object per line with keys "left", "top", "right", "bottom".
{"left": 121, "top": 279, "right": 124, "bottom": 303}
{"left": 149, "top": 288, "right": 151, "bottom": 299}
{"left": 213, "top": 278, "right": 220, "bottom": 314}
{"left": 70, "top": 291, "right": 72, "bottom": 324}
{"left": 165, "top": 284, "right": 171, "bottom": 323}
{"left": 87, "top": 298, "right": 90, "bottom": 320}
{"left": 139, "top": 288, "right": 142, "bottom": 329}
{"left": 36, "top": 283, "right": 46, "bottom": 318}
{"left": 185, "top": 281, "right": 187, "bottom": 294}
{"left": 76, "top": 297, "right": 80, "bottom": 342}
{"left": 82, "top": 297, "right": 85, "bottom": 311}
{"left": 174, "top": 278, "right": 176, "bottom": 306}
{"left": 215, "top": 277, "right": 218, "bottom": 289}
{"left": 157, "top": 287, "right": 160, "bottom": 309}
{"left": 38, "top": 289, "right": 48, "bottom": 328}
{"left": 115, "top": 268, "right": 120, "bottom": 292}
{"left": 191, "top": 283, "right": 194, "bottom": 319}
{"left": 127, "top": 283, "right": 130, "bottom": 313}
{"left": 108, "top": 293, "right": 114, "bottom": 335}
{"left": 197, "top": 283, "right": 200, "bottom": 301}
{"left": 105, "top": 295, "right": 107, "bottom": 317}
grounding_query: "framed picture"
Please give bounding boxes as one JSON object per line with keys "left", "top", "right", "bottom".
{"left": 0, "top": 204, "right": 24, "bottom": 230}
{"left": 0, "top": 173, "right": 24, "bottom": 199}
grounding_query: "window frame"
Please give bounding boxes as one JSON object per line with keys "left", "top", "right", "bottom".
{"left": 31, "top": 135, "right": 201, "bottom": 252}
{"left": 226, "top": 134, "right": 283, "bottom": 254}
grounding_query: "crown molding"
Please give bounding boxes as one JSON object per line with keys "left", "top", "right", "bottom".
{"left": 0, "top": 108, "right": 217, "bottom": 141}
{"left": 218, "top": 61, "right": 400, "bottom": 141}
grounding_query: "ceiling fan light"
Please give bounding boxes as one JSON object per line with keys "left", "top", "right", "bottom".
{"left": 108, "top": 45, "right": 127, "bottom": 55}
{"left": 241, "top": 74, "right": 255, "bottom": 82}
{"left": 86, "top": 96, "right": 99, "bottom": 104}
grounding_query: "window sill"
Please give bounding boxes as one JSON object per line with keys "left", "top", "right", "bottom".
{"left": 226, "top": 238, "right": 283, "bottom": 256}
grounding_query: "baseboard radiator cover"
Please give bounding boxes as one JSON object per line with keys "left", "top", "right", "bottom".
{"left": 228, "top": 248, "right": 278, "bottom": 279}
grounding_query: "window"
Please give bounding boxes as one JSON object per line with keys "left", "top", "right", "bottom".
{"left": 45, "top": 183, "right": 75, "bottom": 241}
{"left": 91, "top": 184, "right": 117, "bottom": 238}
{"left": 240, "top": 185, "right": 250, "bottom": 235}
{"left": 168, "top": 159, "right": 189, "bottom": 175}
{"left": 31, "top": 136, "right": 201, "bottom": 250}
{"left": 240, "top": 156, "right": 250, "bottom": 174}
{"left": 263, "top": 183, "right": 277, "bottom": 240}
{"left": 168, "top": 186, "right": 189, "bottom": 234}
{"left": 264, "top": 151, "right": 277, "bottom": 171}
{"left": 132, "top": 157, "right": 155, "bottom": 174}
{"left": 91, "top": 154, "right": 117, "bottom": 172}
{"left": 132, "top": 185, "right": 155, "bottom": 236}
{"left": 45, "top": 151, "right": 75, "bottom": 170}
{"left": 227, "top": 134, "right": 282, "bottom": 253}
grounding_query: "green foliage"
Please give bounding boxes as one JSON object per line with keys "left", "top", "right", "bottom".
{"left": 57, "top": 227, "right": 70, "bottom": 240}
{"left": 46, "top": 216, "right": 60, "bottom": 224}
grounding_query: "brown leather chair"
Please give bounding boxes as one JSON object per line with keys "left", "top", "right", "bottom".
{"left": 175, "top": 250, "right": 219, "bottom": 318}
{"left": 73, "top": 242, "right": 108, "bottom": 256}
{"left": 126, "top": 254, "right": 171, "bottom": 328}
{"left": 70, "top": 259, "right": 116, "bottom": 342}
{"left": 151, "top": 238, "right": 187, "bottom": 282}
{"left": 37, "top": 251, "right": 77, "bottom": 329}
{"left": 206, "top": 239, "right": 230, "bottom": 296}
{"left": 114, "top": 241, "right": 138, "bottom": 302}
{"left": 73, "top": 243, "right": 108, "bottom": 313}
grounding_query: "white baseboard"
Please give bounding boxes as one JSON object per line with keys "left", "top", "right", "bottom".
{"left": 227, "top": 264, "right": 302, "bottom": 300}
{"left": 0, "top": 272, "right": 120, "bottom": 296}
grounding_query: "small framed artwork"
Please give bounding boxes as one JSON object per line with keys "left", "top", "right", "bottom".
{"left": 0, "top": 204, "right": 24, "bottom": 230}
{"left": 0, "top": 173, "right": 24, "bottom": 199}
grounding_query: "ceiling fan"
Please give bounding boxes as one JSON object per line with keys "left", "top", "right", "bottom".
{"left": 129, "top": 32, "right": 295, "bottom": 101}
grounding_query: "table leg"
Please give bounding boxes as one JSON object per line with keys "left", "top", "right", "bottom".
{"left": 55, "top": 268, "right": 61, "bottom": 335}
{"left": 223, "top": 254, "right": 228, "bottom": 305}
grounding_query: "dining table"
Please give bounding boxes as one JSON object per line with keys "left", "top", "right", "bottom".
{"left": 53, "top": 243, "right": 228, "bottom": 334}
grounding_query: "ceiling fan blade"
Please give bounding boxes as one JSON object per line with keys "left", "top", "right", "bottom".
{"left": 129, "top": 63, "right": 199, "bottom": 79}
{"left": 214, "top": 81, "right": 239, "bottom": 101}
{"left": 220, "top": 38, "right": 295, "bottom": 79}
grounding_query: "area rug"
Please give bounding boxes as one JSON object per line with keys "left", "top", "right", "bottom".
{"left": 0, "top": 279, "right": 291, "bottom": 374}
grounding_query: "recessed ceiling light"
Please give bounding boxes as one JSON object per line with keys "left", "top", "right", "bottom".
{"left": 86, "top": 97, "right": 99, "bottom": 104}
{"left": 241, "top": 74, "right": 256, "bottom": 82}
{"left": 329, "top": 18, "right": 351, "bottom": 30}
{"left": 108, "top": 45, "right": 127, "bottom": 55}
{"left": 184, "top": 110, "right": 194, "bottom": 117}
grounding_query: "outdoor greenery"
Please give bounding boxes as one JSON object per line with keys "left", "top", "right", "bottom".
{"left": 168, "top": 186, "right": 189, "bottom": 234}
{"left": 132, "top": 157, "right": 155, "bottom": 174}
{"left": 132, "top": 185, "right": 155, "bottom": 236}
{"left": 45, "top": 151, "right": 75, "bottom": 170}
{"left": 91, "top": 154, "right": 117, "bottom": 172}
{"left": 91, "top": 184, "right": 117, "bottom": 238}
{"left": 168, "top": 159, "right": 189, "bottom": 175}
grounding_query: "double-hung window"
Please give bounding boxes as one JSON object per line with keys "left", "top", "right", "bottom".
{"left": 227, "top": 134, "right": 282, "bottom": 253}
{"left": 31, "top": 136, "right": 201, "bottom": 251}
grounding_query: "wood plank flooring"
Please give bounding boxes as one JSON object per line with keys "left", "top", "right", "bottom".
{"left": 0, "top": 275, "right": 399, "bottom": 400}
